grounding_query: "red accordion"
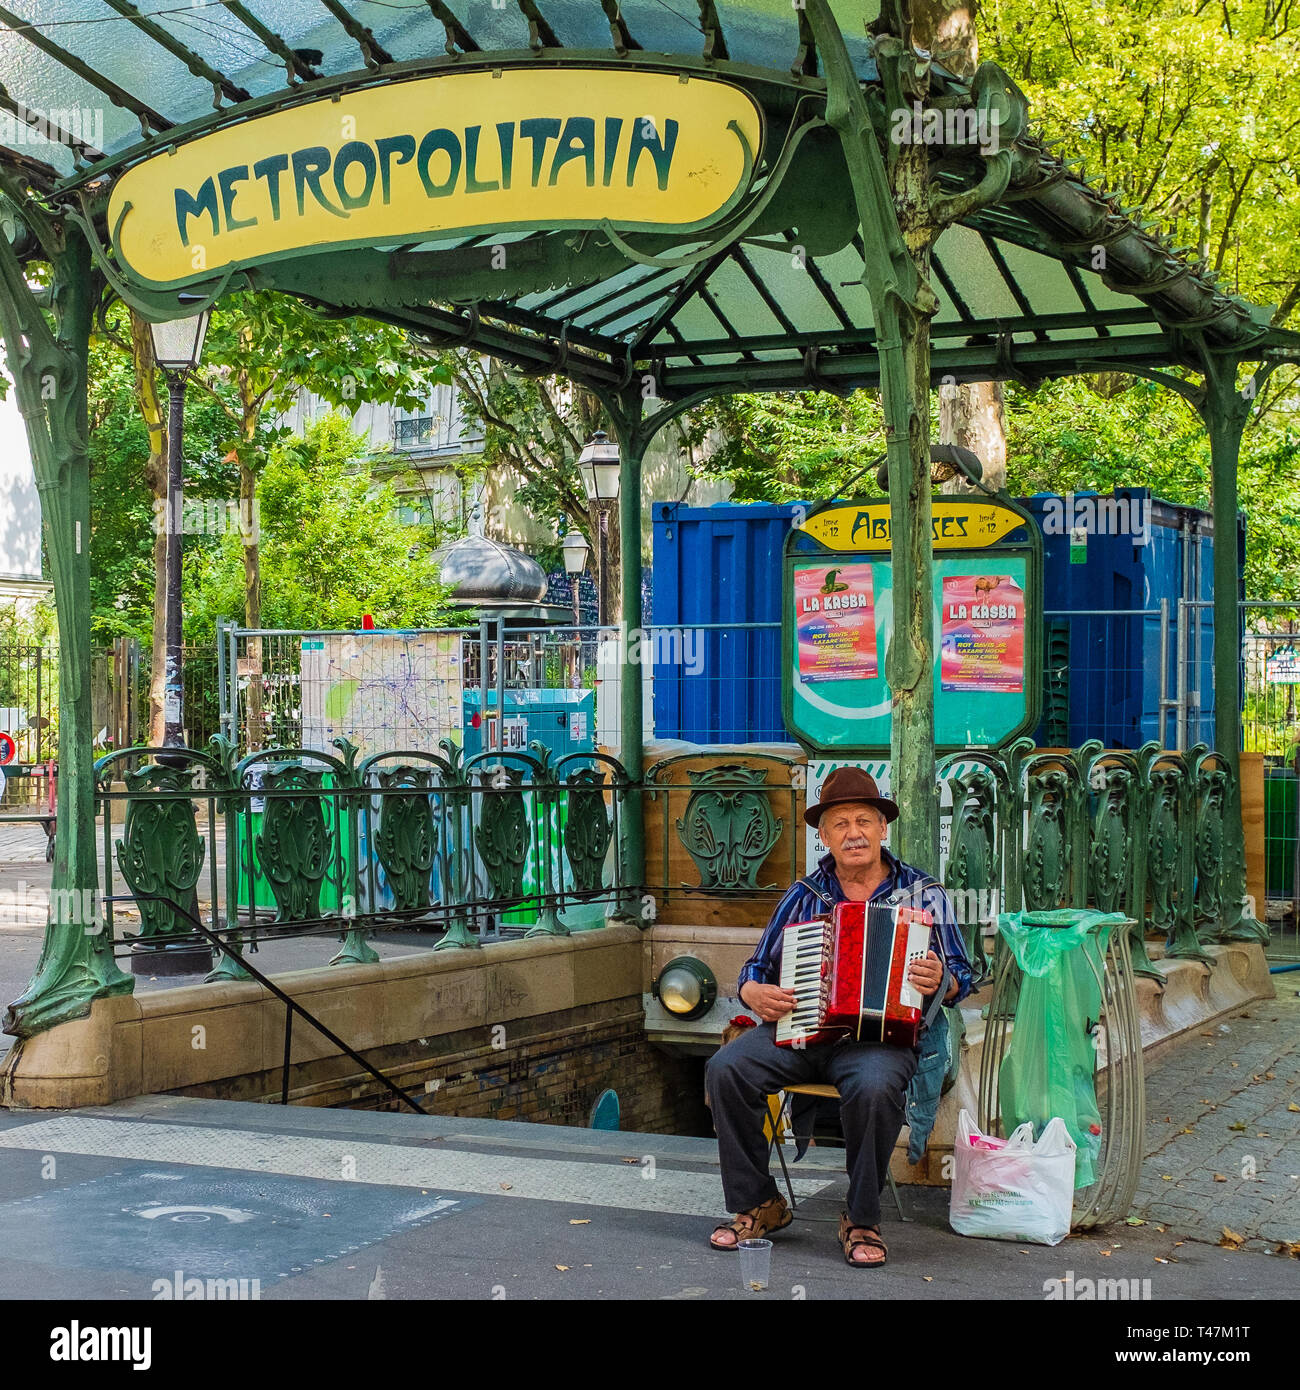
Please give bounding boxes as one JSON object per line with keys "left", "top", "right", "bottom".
{"left": 774, "top": 901, "right": 933, "bottom": 1048}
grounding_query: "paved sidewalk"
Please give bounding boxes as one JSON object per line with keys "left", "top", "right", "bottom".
{"left": 0, "top": 1089, "right": 1292, "bottom": 1301}
{"left": 1134, "top": 978, "right": 1300, "bottom": 1254}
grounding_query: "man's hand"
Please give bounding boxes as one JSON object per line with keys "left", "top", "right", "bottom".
{"left": 907, "top": 950, "right": 945, "bottom": 996}
{"left": 739, "top": 981, "right": 798, "bottom": 1022}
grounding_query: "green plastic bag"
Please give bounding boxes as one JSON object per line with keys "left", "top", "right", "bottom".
{"left": 996, "top": 910, "right": 1126, "bottom": 1189}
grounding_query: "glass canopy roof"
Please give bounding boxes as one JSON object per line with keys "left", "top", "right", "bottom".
{"left": 2, "top": 0, "right": 1296, "bottom": 399}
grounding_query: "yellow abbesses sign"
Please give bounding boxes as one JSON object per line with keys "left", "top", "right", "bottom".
{"left": 108, "top": 68, "right": 763, "bottom": 286}
{"left": 801, "top": 500, "right": 1026, "bottom": 550}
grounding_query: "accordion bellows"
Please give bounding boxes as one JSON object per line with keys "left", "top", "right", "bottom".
{"left": 775, "top": 901, "right": 932, "bottom": 1048}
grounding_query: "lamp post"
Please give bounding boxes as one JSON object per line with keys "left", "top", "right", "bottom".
{"left": 149, "top": 311, "right": 209, "bottom": 750}
{"left": 561, "top": 527, "right": 590, "bottom": 623}
{"left": 576, "top": 430, "right": 620, "bottom": 627}
{"left": 562, "top": 526, "right": 591, "bottom": 688}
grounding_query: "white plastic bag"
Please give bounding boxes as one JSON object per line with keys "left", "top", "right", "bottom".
{"left": 949, "top": 1109, "right": 1077, "bottom": 1246}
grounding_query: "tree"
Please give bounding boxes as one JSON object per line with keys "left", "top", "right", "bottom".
{"left": 691, "top": 390, "right": 886, "bottom": 500}
{"left": 187, "top": 290, "right": 450, "bottom": 742}
{"left": 86, "top": 309, "right": 231, "bottom": 647}
{"left": 913, "top": 0, "right": 1011, "bottom": 493}
{"left": 183, "top": 413, "right": 452, "bottom": 639}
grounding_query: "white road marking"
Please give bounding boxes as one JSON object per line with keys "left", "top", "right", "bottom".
{"left": 0, "top": 1117, "right": 830, "bottom": 1218}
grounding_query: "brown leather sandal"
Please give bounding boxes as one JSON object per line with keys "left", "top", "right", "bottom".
{"left": 709, "top": 1195, "right": 793, "bottom": 1251}
{"left": 838, "top": 1211, "right": 888, "bottom": 1268}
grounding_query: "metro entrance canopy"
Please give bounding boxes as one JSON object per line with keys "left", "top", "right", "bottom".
{"left": 3, "top": 0, "right": 1290, "bottom": 391}
{"left": 0, "top": 0, "right": 1296, "bottom": 1035}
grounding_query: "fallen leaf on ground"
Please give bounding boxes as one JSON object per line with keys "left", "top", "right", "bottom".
{"left": 1214, "top": 1174, "right": 1228, "bottom": 1182}
{"left": 1181, "top": 1127, "right": 1195, "bottom": 1134}
{"left": 1161, "top": 1175, "right": 1174, "bottom": 1181}
{"left": 922, "top": 1275, "right": 934, "bottom": 1282}
{"left": 1126, "top": 1217, "right": 1146, "bottom": 1227}
{"left": 1230, "top": 1062, "right": 1240, "bottom": 1068}
{"left": 1275, "top": 1241, "right": 1300, "bottom": 1259}
{"left": 621, "top": 1158, "right": 639, "bottom": 1165}
{"left": 1288, "top": 1103, "right": 1300, "bottom": 1112}
{"left": 1199, "top": 1030, "right": 1214, "bottom": 1036}
{"left": 1266, "top": 1072, "right": 1276, "bottom": 1080}
{"left": 499, "top": 1182, "right": 512, "bottom": 1191}
{"left": 1219, "top": 1228, "right": 1245, "bottom": 1250}
{"left": 569, "top": 1219, "right": 591, "bottom": 1225}
{"left": 1100, "top": 1250, "right": 1112, "bottom": 1257}
{"left": 555, "top": 1265, "right": 569, "bottom": 1271}
{"left": 1228, "top": 1122, "right": 1248, "bottom": 1132}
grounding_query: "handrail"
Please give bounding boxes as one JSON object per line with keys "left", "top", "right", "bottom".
{"left": 113, "top": 891, "right": 427, "bottom": 1115}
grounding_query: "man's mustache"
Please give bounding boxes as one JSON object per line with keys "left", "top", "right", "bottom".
{"left": 841, "top": 836, "right": 872, "bottom": 850}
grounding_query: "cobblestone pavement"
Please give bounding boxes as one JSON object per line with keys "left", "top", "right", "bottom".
{"left": 1135, "top": 977, "right": 1300, "bottom": 1256}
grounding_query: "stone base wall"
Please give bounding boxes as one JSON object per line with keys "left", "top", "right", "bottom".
{"left": 170, "top": 996, "right": 711, "bottom": 1136}
{"left": 0, "top": 926, "right": 714, "bottom": 1137}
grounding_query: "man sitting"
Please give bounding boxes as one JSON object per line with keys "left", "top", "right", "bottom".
{"left": 705, "top": 767, "right": 973, "bottom": 1268}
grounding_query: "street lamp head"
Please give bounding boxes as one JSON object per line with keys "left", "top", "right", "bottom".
{"left": 576, "top": 429, "right": 621, "bottom": 504}
{"left": 561, "top": 527, "right": 591, "bottom": 575}
{"left": 149, "top": 310, "right": 211, "bottom": 373}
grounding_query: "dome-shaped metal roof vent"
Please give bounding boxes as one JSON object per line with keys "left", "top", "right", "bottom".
{"left": 435, "top": 532, "right": 548, "bottom": 604}
{"left": 434, "top": 505, "right": 568, "bottom": 624}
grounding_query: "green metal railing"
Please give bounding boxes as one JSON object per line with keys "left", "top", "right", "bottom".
{"left": 94, "top": 735, "right": 631, "bottom": 978}
{"left": 90, "top": 734, "right": 1259, "bottom": 988}
{"left": 640, "top": 739, "right": 1264, "bottom": 975}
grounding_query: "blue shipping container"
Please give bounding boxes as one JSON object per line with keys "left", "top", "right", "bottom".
{"left": 651, "top": 492, "right": 1244, "bottom": 750}
{"left": 651, "top": 500, "right": 798, "bottom": 743}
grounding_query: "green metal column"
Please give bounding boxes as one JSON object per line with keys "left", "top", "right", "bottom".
{"left": 614, "top": 399, "right": 646, "bottom": 914}
{"left": 0, "top": 212, "right": 134, "bottom": 1037}
{"left": 1200, "top": 350, "right": 1268, "bottom": 943}
{"left": 805, "top": 0, "right": 938, "bottom": 869}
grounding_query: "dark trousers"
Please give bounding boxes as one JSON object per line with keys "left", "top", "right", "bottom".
{"left": 704, "top": 1022, "right": 919, "bottom": 1229}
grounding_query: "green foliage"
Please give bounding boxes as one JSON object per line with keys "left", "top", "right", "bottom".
{"left": 83, "top": 294, "right": 451, "bottom": 640}
{"left": 182, "top": 414, "right": 452, "bottom": 638}
{"left": 197, "top": 290, "right": 446, "bottom": 472}
{"left": 0, "top": 598, "right": 55, "bottom": 648}
{"left": 982, "top": 0, "right": 1300, "bottom": 325}
{"left": 690, "top": 391, "right": 886, "bottom": 500}
{"left": 86, "top": 321, "right": 233, "bottom": 643}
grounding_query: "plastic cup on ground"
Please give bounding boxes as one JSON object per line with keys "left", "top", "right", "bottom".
{"left": 737, "top": 1237, "right": 772, "bottom": 1291}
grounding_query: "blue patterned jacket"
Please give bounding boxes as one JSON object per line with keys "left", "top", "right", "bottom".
{"left": 737, "top": 847, "right": 974, "bottom": 1161}
{"left": 738, "top": 847, "right": 974, "bottom": 1005}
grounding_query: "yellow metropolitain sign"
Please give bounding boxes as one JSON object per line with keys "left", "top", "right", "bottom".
{"left": 801, "top": 499, "right": 1027, "bottom": 551}
{"left": 107, "top": 68, "right": 763, "bottom": 287}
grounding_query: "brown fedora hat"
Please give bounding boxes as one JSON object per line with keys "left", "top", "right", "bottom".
{"left": 803, "top": 766, "right": 899, "bottom": 828}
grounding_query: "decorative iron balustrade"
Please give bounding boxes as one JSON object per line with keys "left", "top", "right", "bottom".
{"left": 393, "top": 416, "right": 435, "bottom": 449}
{"left": 91, "top": 736, "right": 1260, "bottom": 986}
{"left": 642, "top": 740, "right": 1264, "bottom": 976}
{"left": 94, "top": 735, "right": 630, "bottom": 980}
